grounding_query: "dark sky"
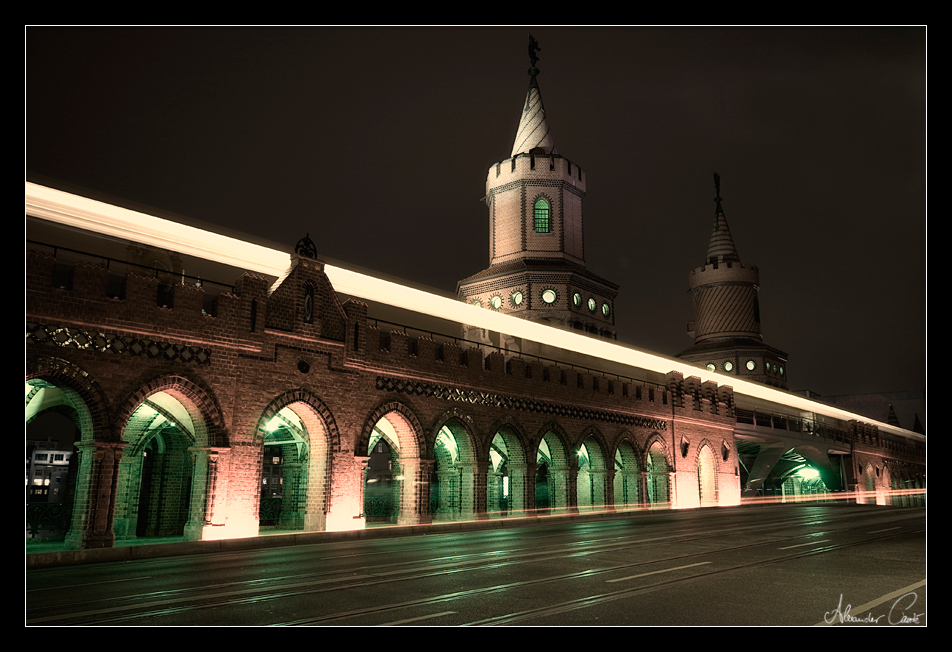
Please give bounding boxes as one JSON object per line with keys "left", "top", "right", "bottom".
{"left": 26, "top": 26, "right": 926, "bottom": 402}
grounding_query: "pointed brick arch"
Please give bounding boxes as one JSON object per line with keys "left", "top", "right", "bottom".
{"left": 576, "top": 426, "right": 609, "bottom": 469}
{"left": 693, "top": 438, "right": 720, "bottom": 471}
{"left": 360, "top": 401, "right": 429, "bottom": 526}
{"left": 27, "top": 356, "right": 113, "bottom": 443}
{"left": 254, "top": 389, "right": 338, "bottom": 532}
{"left": 644, "top": 432, "right": 672, "bottom": 469}
{"left": 112, "top": 374, "right": 229, "bottom": 543}
{"left": 488, "top": 416, "right": 529, "bottom": 466}
{"left": 695, "top": 439, "right": 719, "bottom": 506}
{"left": 358, "top": 401, "right": 425, "bottom": 459}
{"left": 430, "top": 409, "right": 482, "bottom": 521}
{"left": 535, "top": 421, "right": 573, "bottom": 512}
{"left": 487, "top": 416, "right": 531, "bottom": 519}
{"left": 254, "top": 388, "right": 341, "bottom": 452}
{"left": 644, "top": 434, "right": 671, "bottom": 506}
{"left": 576, "top": 426, "right": 609, "bottom": 510}
{"left": 430, "top": 408, "right": 480, "bottom": 464}
{"left": 613, "top": 434, "right": 642, "bottom": 509}
{"left": 115, "top": 373, "right": 227, "bottom": 449}
{"left": 535, "top": 421, "right": 571, "bottom": 466}
{"left": 26, "top": 357, "right": 121, "bottom": 550}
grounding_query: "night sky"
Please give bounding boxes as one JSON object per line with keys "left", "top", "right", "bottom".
{"left": 26, "top": 26, "right": 926, "bottom": 407}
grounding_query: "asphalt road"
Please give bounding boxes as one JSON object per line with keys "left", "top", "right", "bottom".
{"left": 26, "top": 503, "right": 926, "bottom": 626}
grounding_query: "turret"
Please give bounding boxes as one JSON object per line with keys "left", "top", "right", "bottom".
{"left": 677, "top": 174, "right": 789, "bottom": 388}
{"left": 458, "top": 36, "right": 618, "bottom": 347}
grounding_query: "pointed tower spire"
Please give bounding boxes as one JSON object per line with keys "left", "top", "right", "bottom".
{"left": 511, "top": 34, "right": 556, "bottom": 157}
{"left": 705, "top": 173, "right": 740, "bottom": 264}
{"left": 678, "top": 174, "right": 789, "bottom": 390}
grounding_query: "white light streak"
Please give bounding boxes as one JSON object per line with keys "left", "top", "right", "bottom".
{"left": 25, "top": 182, "right": 923, "bottom": 443}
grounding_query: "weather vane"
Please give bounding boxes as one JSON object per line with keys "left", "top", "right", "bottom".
{"left": 528, "top": 34, "right": 541, "bottom": 68}
{"left": 527, "top": 34, "right": 543, "bottom": 83}
{"left": 713, "top": 173, "right": 724, "bottom": 222}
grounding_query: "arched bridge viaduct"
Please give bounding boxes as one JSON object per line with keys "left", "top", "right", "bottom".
{"left": 25, "top": 184, "right": 925, "bottom": 550}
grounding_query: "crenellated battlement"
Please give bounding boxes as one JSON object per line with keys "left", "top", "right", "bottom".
{"left": 353, "top": 318, "right": 740, "bottom": 431}
{"left": 688, "top": 260, "right": 760, "bottom": 288}
{"left": 487, "top": 152, "right": 586, "bottom": 195}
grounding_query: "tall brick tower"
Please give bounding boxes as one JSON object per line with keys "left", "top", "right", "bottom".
{"left": 678, "top": 174, "right": 789, "bottom": 389}
{"left": 458, "top": 36, "right": 618, "bottom": 351}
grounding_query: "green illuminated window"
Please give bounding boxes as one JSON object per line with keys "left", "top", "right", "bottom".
{"left": 490, "top": 295, "right": 502, "bottom": 310}
{"left": 572, "top": 292, "right": 582, "bottom": 307}
{"left": 587, "top": 297, "right": 596, "bottom": 312}
{"left": 601, "top": 302, "right": 611, "bottom": 317}
{"left": 706, "top": 363, "right": 716, "bottom": 372}
{"left": 511, "top": 291, "right": 523, "bottom": 306}
{"left": 541, "top": 289, "right": 557, "bottom": 304}
{"left": 723, "top": 361, "right": 733, "bottom": 372}
{"left": 534, "top": 197, "right": 550, "bottom": 233}
{"left": 746, "top": 360, "right": 756, "bottom": 371}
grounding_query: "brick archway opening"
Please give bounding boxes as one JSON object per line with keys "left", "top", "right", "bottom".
{"left": 535, "top": 431, "right": 570, "bottom": 515}
{"left": 488, "top": 425, "right": 527, "bottom": 518}
{"left": 697, "top": 444, "right": 718, "bottom": 507}
{"left": 646, "top": 440, "right": 670, "bottom": 507}
{"left": 258, "top": 403, "right": 331, "bottom": 533}
{"left": 114, "top": 391, "right": 201, "bottom": 541}
{"left": 613, "top": 439, "right": 641, "bottom": 511}
{"left": 26, "top": 384, "right": 84, "bottom": 542}
{"left": 577, "top": 435, "right": 608, "bottom": 512}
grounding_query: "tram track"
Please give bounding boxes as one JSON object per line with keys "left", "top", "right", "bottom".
{"left": 26, "top": 508, "right": 923, "bottom": 626}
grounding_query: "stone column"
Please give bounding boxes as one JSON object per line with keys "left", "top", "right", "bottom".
{"left": 184, "top": 446, "right": 230, "bottom": 541}
{"left": 471, "top": 461, "right": 489, "bottom": 520}
{"left": 279, "top": 461, "right": 305, "bottom": 529}
{"left": 65, "top": 441, "right": 126, "bottom": 550}
{"left": 326, "top": 452, "right": 369, "bottom": 531}
{"left": 397, "top": 458, "right": 433, "bottom": 526}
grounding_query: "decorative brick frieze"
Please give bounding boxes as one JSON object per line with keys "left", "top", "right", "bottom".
{"left": 27, "top": 322, "right": 212, "bottom": 365}
{"left": 374, "top": 375, "right": 668, "bottom": 431}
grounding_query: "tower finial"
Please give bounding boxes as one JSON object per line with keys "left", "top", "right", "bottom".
{"left": 705, "top": 172, "right": 740, "bottom": 263}
{"left": 713, "top": 172, "right": 723, "bottom": 217}
{"left": 511, "top": 35, "right": 555, "bottom": 157}
{"left": 527, "top": 34, "right": 541, "bottom": 83}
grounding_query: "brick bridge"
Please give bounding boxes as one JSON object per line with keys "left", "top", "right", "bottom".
{"left": 25, "top": 185, "right": 925, "bottom": 550}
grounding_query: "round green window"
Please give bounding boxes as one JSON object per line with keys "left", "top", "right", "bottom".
{"left": 572, "top": 292, "right": 582, "bottom": 307}
{"left": 490, "top": 295, "right": 502, "bottom": 310}
{"left": 511, "top": 291, "right": 523, "bottom": 306}
{"left": 541, "top": 289, "right": 557, "bottom": 304}
{"left": 706, "top": 363, "right": 716, "bottom": 372}
{"left": 723, "top": 361, "right": 734, "bottom": 372}
{"left": 746, "top": 360, "right": 756, "bottom": 371}
{"left": 601, "top": 302, "right": 611, "bottom": 317}
{"left": 587, "top": 297, "right": 596, "bottom": 312}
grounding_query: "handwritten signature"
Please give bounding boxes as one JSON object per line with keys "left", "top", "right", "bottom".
{"left": 824, "top": 592, "right": 924, "bottom": 625}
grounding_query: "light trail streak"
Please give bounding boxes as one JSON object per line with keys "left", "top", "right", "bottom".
{"left": 25, "top": 181, "right": 923, "bottom": 443}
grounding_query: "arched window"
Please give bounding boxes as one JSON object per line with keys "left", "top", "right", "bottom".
{"left": 533, "top": 197, "right": 550, "bottom": 233}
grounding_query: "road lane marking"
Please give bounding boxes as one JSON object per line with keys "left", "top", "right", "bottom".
{"left": 380, "top": 611, "right": 456, "bottom": 625}
{"left": 606, "top": 562, "right": 711, "bottom": 583}
{"left": 778, "top": 540, "right": 830, "bottom": 549}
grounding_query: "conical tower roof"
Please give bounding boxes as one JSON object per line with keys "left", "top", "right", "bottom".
{"left": 511, "top": 74, "right": 557, "bottom": 157}
{"left": 705, "top": 173, "right": 741, "bottom": 264}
